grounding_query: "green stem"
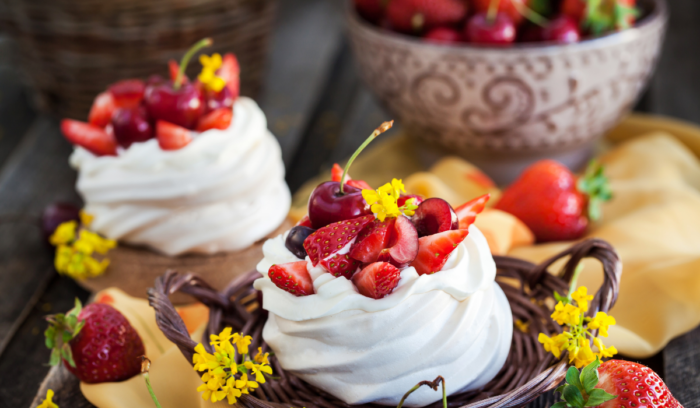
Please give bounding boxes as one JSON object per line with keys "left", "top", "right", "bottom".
{"left": 143, "top": 373, "right": 163, "bottom": 408}
{"left": 339, "top": 121, "right": 394, "bottom": 195}
{"left": 174, "top": 38, "right": 213, "bottom": 90}
{"left": 397, "top": 376, "right": 446, "bottom": 408}
{"left": 513, "top": 1, "right": 549, "bottom": 27}
{"left": 487, "top": 0, "right": 501, "bottom": 24}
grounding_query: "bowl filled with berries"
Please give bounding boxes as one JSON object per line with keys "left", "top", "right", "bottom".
{"left": 346, "top": 0, "right": 668, "bottom": 183}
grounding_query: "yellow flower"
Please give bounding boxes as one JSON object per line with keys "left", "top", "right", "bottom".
{"left": 538, "top": 333, "right": 568, "bottom": 359}
{"left": 551, "top": 302, "right": 581, "bottom": 326}
{"left": 198, "top": 54, "right": 226, "bottom": 92}
{"left": 49, "top": 221, "right": 77, "bottom": 246}
{"left": 362, "top": 178, "right": 414, "bottom": 221}
{"left": 572, "top": 286, "right": 594, "bottom": 313}
{"left": 254, "top": 347, "right": 270, "bottom": 365}
{"left": 79, "top": 210, "right": 94, "bottom": 226}
{"left": 569, "top": 338, "right": 596, "bottom": 368}
{"left": 232, "top": 333, "right": 252, "bottom": 355}
{"left": 78, "top": 230, "right": 116, "bottom": 254}
{"left": 593, "top": 337, "right": 618, "bottom": 359}
{"left": 234, "top": 373, "right": 258, "bottom": 394}
{"left": 244, "top": 360, "right": 273, "bottom": 383}
{"left": 38, "top": 389, "right": 58, "bottom": 408}
{"left": 193, "top": 343, "right": 219, "bottom": 372}
{"left": 587, "top": 312, "right": 616, "bottom": 337}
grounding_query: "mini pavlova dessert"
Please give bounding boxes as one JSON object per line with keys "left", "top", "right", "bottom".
{"left": 58, "top": 39, "right": 292, "bottom": 300}
{"left": 254, "top": 122, "right": 513, "bottom": 406}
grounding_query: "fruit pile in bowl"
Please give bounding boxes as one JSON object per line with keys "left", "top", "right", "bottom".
{"left": 60, "top": 38, "right": 240, "bottom": 154}
{"left": 346, "top": 0, "right": 667, "bottom": 184}
{"left": 355, "top": 0, "right": 639, "bottom": 45}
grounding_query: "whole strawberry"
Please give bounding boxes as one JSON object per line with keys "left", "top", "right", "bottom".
{"left": 386, "top": 0, "right": 468, "bottom": 34}
{"left": 45, "top": 299, "right": 145, "bottom": 384}
{"left": 495, "top": 160, "right": 612, "bottom": 242}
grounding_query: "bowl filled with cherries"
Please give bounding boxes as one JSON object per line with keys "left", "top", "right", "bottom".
{"left": 346, "top": 0, "right": 667, "bottom": 183}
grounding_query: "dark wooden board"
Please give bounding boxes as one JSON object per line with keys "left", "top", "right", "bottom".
{"left": 663, "top": 326, "right": 700, "bottom": 407}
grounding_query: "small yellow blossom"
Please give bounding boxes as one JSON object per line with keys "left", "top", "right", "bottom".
{"left": 77, "top": 230, "right": 116, "bottom": 254}
{"left": 587, "top": 312, "right": 616, "bottom": 337}
{"left": 538, "top": 333, "right": 569, "bottom": 359}
{"left": 551, "top": 302, "right": 581, "bottom": 326}
{"left": 571, "top": 286, "right": 594, "bottom": 313}
{"left": 514, "top": 319, "right": 530, "bottom": 333}
{"left": 232, "top": 333, "right": 252, "bottom": 355}
{"left": 569, "top": 337, "right": 596, "bottom": 368}
{"left": 362, "top": 178, "right": 417, "bottom": 221}
{"left": 198, "top": 54, "right": 226, "bottom": 92}
{"left": 593, "top": 337, "right": 618, "bottom": 359}
{"left": 254, "top": 347, "right": 270, "bottom": 365}
{"left": 49, "top": 221, "right": 77, "bottom": 246}
{"left": 79, "top": 210, "right": 94, "bottom": 226}
{"left": 38, "top": 389, "right": 58, "bottom": 408}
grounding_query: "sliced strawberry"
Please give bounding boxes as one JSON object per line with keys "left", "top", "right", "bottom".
{"left": 397, "top": 194, "right": 424, "bottom": 207}
{"left": 156, "top": 120, "right": 192, "bottom": 151}
{"left": 168, "top": 60, "right": 189, "bottom": 84}
{"left": 410, "top": 229, "right": 469, "bottom": 275}
{"left": 455, "top": 194, "right": 490, "bottom": 230}
{"left": 376, "top": 215, "right": 418, "bottom": 267}
{"left": 331, "top": 163, "right": 372, "bottom": 190}
{"left": 350, "top": 218, "right": 396, "bottom": 263}
{"left": 320, "top": 254, "right": 361, "bottom": 279}
{"left": 268, "top": 261, "right": 314, "bottom": 296}
{"left": 217, "top": 53, "right": 240, "bottom": 99}
{"left": 347, "top": 179, "right": 372, "bottom": 190}
{"left": 331, "top": 163, "right": 344, "bottom": 182}
{"left": 296, "top": 215, "right": 313, "bottom": 228}
{"left": 352, "top": 262, "right": 401, "bottom": 299}
{"left": 108, "top": 79, "right": 145, "bottom": 109}
{"left": 88, "top": 92, "right": 116, "bottom": 128}
{"left": 196, "top": 108, "right": 233, "bottom": 132}
{"left": 304, "top": 215, "right": 375, "bottom": 266}
{"left": 60, "top": 119, "right": 118, "bottom": 156}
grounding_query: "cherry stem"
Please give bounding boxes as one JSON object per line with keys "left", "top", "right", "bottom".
{"left": 141, "top": 357, "right": 163, "bottom": 408}
{"left": 513, "top": 1, "right": 549, "bottom": 27}
{"left": 339, "top": 120, "right": 394, "bottom": 195}
{"left": 487, "top": 0, "right": 501, "bottom": 24}
{"left": 174, "top": 38, "right": 213, "bottom": 91}
{"left": 396, "top": 376, "right": 446, "bottom": 408}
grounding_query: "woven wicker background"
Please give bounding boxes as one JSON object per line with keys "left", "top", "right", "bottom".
{"left": 0, "top": 0, "right": 276, "bottom": 119}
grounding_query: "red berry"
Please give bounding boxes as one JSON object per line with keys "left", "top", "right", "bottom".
{"left": 196, "top": 108, "right": 233, "bottom": 132}
{"left": 350, "top": 218, "right": 396, "bottom": 264}
{"left": 410, "top": 229, "right": 469, "bottom": 275}
{"left": 285, "top": 225, "right": 316, "bottom": 259}
{"left": 542, "top": 15, "right": 581, "bottom": 43}
{"left": 308, "top": 181, "right": 372, "bottom": 229}
{"left": 472, "top": 0, "right": 528, "bottom": 25}
{"left": 561, "top": 0, "right": 587, "bottom": 23}
{"left": 144, "top": 81, "right": 205, "bottom": 130}
{"left": 331, "top": 163, "right": 345, "bottom": 182}
{"left": 596, "top": 360, "right": 683, "bottom": 408}
{"left": 303, "top": 214, "right": 375, "bottom": 266}
{"left": 494, "top": 160, "right": 588, "bottom": 242}
{"left": 60, "top": 119, "right": 118, "bottom": 156}
{"left": 268, "top": 261, "right": 314, "bottom": 296}
{"left": 352, "top": 262, "right": 401, "bottom": 299}
{"left": 347, "top": 179, "right": 373, "bottom": 190}
{"left": 454, "top": 194, "right": 490, "bottom": 230}
{"left": 168, "top": 60, "right": 189, "bottom": 84}
{"left": 111, "top": 106, "right": 154, "bottom": 148}
{"left": 296, "top": 215, "right": 313, "bottom": 228}
{"left": 321, "top": 253, "right": 362, "bottom": 279}
{"left": 354, "top": 0, "right": 387, "bottom": 23}
{"left": 424, "top": 27, "right": 463, "bottom": 44}
{"left": 386, "top": 0, "right": 468, "bottom": 34}
{"left": 412, "top": 197, "right": 459, "bottom": 237}
{"left": 88, "top": 92, "right": 116, "bottom": 128}
{"left": 156, "top": 120, "right": 193, "bottom": 151}
{"left": 217, "top": 53, "right": 241, "bottom": 100}
{"left": 397, "top": 194, "right": 424, "bottom": 208}
{"left": 465, "top": 12, "right": 517, "bottom": 45}
{"left": 203, "top": 86, "right": 234, "bottom": 114}
{"left": 375, "top": 215, "right": 419, "bottom": 268}
{"left": 109, "top": 79, "right": 146, "bottom": 109}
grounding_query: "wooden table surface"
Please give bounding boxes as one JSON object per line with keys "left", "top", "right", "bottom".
{"left": 0, "top": 0, "right": 699, "bottom": 407}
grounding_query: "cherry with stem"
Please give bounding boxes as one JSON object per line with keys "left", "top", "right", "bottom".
{"left": 339, "top": 120, "right": 394, "bottom": 195}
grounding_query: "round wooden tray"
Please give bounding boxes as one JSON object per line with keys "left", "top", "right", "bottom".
{"left": 149, "top": 238, "right": 621, "bottom": 408}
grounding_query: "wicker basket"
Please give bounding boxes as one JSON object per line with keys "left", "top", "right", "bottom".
{"left": 148, "top": 238, "right": 621, "bottom": 408}
{"left": 0, "top": 0, "right": 276, "bottom": 120}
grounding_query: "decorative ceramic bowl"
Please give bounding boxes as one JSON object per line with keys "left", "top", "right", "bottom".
{"left": 346, "top": 0, "right": 667, "bottom": 183}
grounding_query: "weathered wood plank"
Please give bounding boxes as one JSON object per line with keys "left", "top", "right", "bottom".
{"left": 663, "top": 326, "right": 700, "bottom": 407}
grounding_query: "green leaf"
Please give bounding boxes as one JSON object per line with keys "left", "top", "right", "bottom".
{"left": 566, "top": 366, "right": 584, "bottom": 392}
{"left": 554, "top": 291, "right": 570, "bottom": 305}
{"left": 580, "top": 357, "right": 602, "bottom": 393}
{"left": 61, "top": 343, "right": 76, "bottom": 368}
{"left": 49, "top": 348, "right": 61, "bottom": 366}
{"left": 556, "top": 385, "right": 567, "bottom": 395}
{"left": 585, "top": 389, "right": 617, "bottom": 407}
{"left": 551, "top": 402, "right": 568, "bottom": 408}
{"left": 563, "top": 385, "right": 585, "bottom": 408}
{"left": 73, "top": 298, "right": 83, "bottom": 315}
{"left": 45, "top": 327, "right": 56, "bottom": 349}
{"left": 73, "top": 320, "right": 85, "bottom": 337}
{"left": 62, "top": 329, "right": 73, "bottom": 344}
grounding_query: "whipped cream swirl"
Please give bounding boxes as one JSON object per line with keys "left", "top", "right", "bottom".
{"left": 70, "top": 97, "right": 291, "bottom": 256}
{"left": 254, "top": 226, "right": 513, "bottom": 406}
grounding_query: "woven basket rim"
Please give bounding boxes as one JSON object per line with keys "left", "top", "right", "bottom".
{"left": 148, "top": 238, "right": 622, "bottom": 408}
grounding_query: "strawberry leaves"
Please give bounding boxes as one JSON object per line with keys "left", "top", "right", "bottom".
{"left": 577, "top": 160, "right": 613, "bottom": 221}
{"left": 583, "top": 0, "right": 639, "bottom": 36}
{"left": 45, "top": 298, "right": 85, "bottom": 368}
{"left": 554, "top": 358, "right": 617, "bottom": 408}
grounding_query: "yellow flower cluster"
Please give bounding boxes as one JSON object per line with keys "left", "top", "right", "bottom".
{"left": 362, "top": 179, "right": 419, "bottom": 222}
{"left": 538, "top": 286, "right": 618, "bottom": 368}
{"left": 37, "top": 389, "right": 58, "bottom": 408}
{"left": 192, "top": 328, "right": 273, "bottom": 405}
{"left": 198, "top": 54, "right": 226, "bottom": 92}
{"left": 49, "top": 215, "right": 116, "bottom": 280}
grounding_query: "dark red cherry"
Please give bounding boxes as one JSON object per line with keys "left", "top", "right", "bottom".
{"left": 308, "top": 181, "right": 371, "bottom": 229}
{"left": 412, "top": 198, "right": 459, "bottom": 237}
{"left": 541, "top": 16, "right": 581, "bottom": 43}
{"left": 143, "top": 81, "right": 204, "bottom": 130}
{"left": 111, "top": 106, "right": 154, "bottom": 148}
{"left": 41, "top": 202, "right": 80, "bottom": 243}
{"left": 204, "top": 86, "right": 234, "bottom": 114}
{"left": 109, "top": 79, "right": 145, "bottom": 108}
{"left": 423, "top": 27, "right": 463, "bottom": 44}
{"left": 465, "top": 13, "right": 516, "bottom": 45}
{"left": 285, "top": 226, "right": 316, "bottom": 259}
